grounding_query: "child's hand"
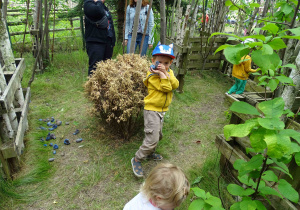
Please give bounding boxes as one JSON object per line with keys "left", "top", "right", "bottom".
{"left": 150, "top": 67, "right": 167, "bottom": 79}
{"left": 157, "top": 64, "right": 170, "bottom": 78}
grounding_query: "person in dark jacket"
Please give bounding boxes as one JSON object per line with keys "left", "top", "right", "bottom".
{"left": 84, "top": 0, "right": 116, "bottom": 76}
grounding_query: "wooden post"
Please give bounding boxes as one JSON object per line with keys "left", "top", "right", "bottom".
{"left": 129, "top": 0, "right": 142, "bottom": 54}
{"left": 80, "top": 15, "right": 85, "bottom": 50}
{"left": 140, "top": 0, "right": 153, "bottom": 56}
{"left": 177, "top": 30, "right": 190, "bottom": 93}
{"left": 160, "top": 0, "right": 166, "bottom": 44}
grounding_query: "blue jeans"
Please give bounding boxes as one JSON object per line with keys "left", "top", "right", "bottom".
{"left": 127, "top": 33, "right": 149, "bottom": 56}
{"left": 229, "top": 77, "right": 247, "bottom": 94}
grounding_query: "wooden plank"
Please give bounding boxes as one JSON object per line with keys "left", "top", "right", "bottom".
{"left": 0, "top": 58, "right": 26, "bottom": 113}
{"left": 187, "top": 62, "right": 220, "bottom": 69}
{"left": 286, "top": 118, "right": 300, "bottom": 131}
{"left": 190, "top": 46, "right": 218, "bottom": 52}
{"left": 1, "top": 142, "right": 16, "bottom": 159}
{"left": 188, "top": 54, "right": 221, "bottom": 60}
{"left": 189, "top": 37, "right": 227, "bottom": 43}
{"left": 166, "top": 38, "right": 188, "bottom": 53}
{"left": 216, "top": 134, "right": 298, "bottom": 210}
{"left": 15, "top": 88, "right": 30, "bottom": 155}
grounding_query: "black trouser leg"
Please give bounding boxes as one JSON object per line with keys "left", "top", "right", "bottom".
{"left": 103, "top": 37, "right": 114, "bottom": 61}
{"left": 86, "top": 42, "right": 106, "bottom": 76}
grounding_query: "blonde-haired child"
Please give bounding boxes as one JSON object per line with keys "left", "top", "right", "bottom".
{"left": 124, "top": 163, "right": 190, "bottom": 210}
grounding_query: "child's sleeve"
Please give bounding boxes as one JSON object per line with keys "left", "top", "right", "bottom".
{"left": 243, "top": 57, "right": 257, "bottom": 74}
{"left": 169, "top": 71, "right": 179, "bottom": 90}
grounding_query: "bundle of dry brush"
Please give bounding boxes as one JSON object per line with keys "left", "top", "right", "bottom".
{"left": 85, "top": 54, "right": 151, "bottom": 140}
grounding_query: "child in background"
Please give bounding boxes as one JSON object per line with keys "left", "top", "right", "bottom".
{"left": 226, "top": 54, "right": 257, "bottom": 95}
{"left": 124, "top": 163, "right": 190, "bottom": 210}
{"left": 131, "top": 42, "right": 179, "bottom": 178}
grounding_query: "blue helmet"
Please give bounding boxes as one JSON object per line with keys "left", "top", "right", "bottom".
{"left": 152, "top": 42, "right": 175, "bottom": 59}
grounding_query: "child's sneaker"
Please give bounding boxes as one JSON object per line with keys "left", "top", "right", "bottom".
{"left": 147, "top": 153, "right": 163, "bottom": 161}
{"left": 131, "top": 158, "right": 144, "bottom": 178}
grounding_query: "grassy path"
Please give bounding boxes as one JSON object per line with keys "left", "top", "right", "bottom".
{"left": 1, "top": 51, "right": 233, "bottom": 209}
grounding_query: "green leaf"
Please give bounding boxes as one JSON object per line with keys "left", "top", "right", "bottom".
{"left": 191, "top": 187, "right": 206, "bottom": 199}
{"left": 262, "top": 170, "right": 278, "bottom": 182}
{"left": 278, "top": 179, "right": 299, "bottom": 203}
{"left": 248, "top": 42, "right": 263, "bottom": 48}
{"left": 281, "top": 64, "right": 297, "bottom": 69}
{"left": 244, "top": 35, "right": 265, "bottom": 41}
{"left": 227, "top": 184, "right": 254, "bottom": 196}
{"left": 224, "top": 44, "right": 250, "bottom": 65}
{"left": 288, "top": 27, "right": 300, "bottom": 36}
{"left": 273, "top": 159, "right": 290, "bottom": 174}
{"left": 258, "top": 118, "right": 285, "bottom": 131}
{"left": 258, "top": 97, "right": 285, "bottom": 118}
{"left": 282, "top": 35, "right": 300, "bottom": 40}
{"left": 280, "top": 129, "right": 300, "bottom": 144}
{"left": 253, "top": 200, "right": 267, "bottom": 210}
{"left": 239, "top": 197, "right": 257, "bottom": 210}
{"left": 234, "top": 159, "right": 246, "bottom": 170}
{"left": 230, "top": 101, "right": 261, "bottom": 115}
{"left": 249, "top": 127, "right": 268, "bottom": 152}
{"left": 281, "top": 3, "right": 294, "bottom": 15}
{"left": 295, "top": 152, "right": 300, "bottom": 166}
{"left": 262, "top": 23, "right": 279, "bottom": 35}
{"left": 239, "top": 155, "right": 264, "bottom": 176}
{"left": 192, "top": 176, "right": 203, "bottom": 185}
{"left": 267, "top": 79, "right": 279, "bottom": 92}
{"left": 209, "top": 33, "right": 242, "bottom": 43}
{"left": 229, "top": 5, "right": 239, "bottom": 10}
{"left": 225, "top": 0, "right": 233, "bottom": 6}
{"left": 210, "top": 206, "right": 225, "bottom": 210}
{"left": 275, "top": 76, "right": 293, "bottom": 84}
{"left": 205, "top": 196, "right": 222, "bottom": 207}
{"left": 264, "top": 132, "right": 291, "bottom": 158}
{"left": 288, "top": 142, "right": 300, "bottom": 154}
{"left": 230, "top": 202, "right": 241, "bottom": 210}
{"left": 253, "top": 28, "right": 262, "bottom": 34}
{"left": 224, "top": 120, "right": 259, "bottom": 140}
{"left": 267, "top": 39, "right": 287, "bottom": 50}
{"left": 259, "top": 186, "right": 283, "bottom": 198}
{"left": 270, "top": 166, "right": 292, "bottom": 178}
{"left": 252, "top": 50, "right": 280, "bottom": 72}
{"left": 250, "top": 3, "right": 260, "bottom": 7}
{"left": 214, "top": 45, "right": 232, "bottom": 54}
{"left": 188, "top": 199, "right": 205, "bottom": 210}
{"left": 262, "top": 44, "right": 273, "bottom": 55}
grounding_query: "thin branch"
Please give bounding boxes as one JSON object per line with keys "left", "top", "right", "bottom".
{"left": 252, "top": 156, "right": 268, "bottom": 199}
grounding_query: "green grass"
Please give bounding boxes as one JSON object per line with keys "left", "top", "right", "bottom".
{"left": 0, "top": 47, "right": 234, "bottom": 209}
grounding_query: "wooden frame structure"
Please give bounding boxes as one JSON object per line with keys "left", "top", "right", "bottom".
{"left": 0, "top": 58, "right": 30, "bottom": 180}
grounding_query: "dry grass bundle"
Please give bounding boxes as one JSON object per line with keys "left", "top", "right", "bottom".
{"left": 85, "top": 54, "right": 151, "bottom": 140}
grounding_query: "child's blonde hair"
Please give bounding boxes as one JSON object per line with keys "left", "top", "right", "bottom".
{"left": 141, "top": 163, "right": 190, "bottom": 208}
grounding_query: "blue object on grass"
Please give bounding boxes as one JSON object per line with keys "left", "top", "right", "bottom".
{"left": 50, "top": 133, "right": 56, "bottom": 139}
{"left": 53, "top": 144, "right": 59, "bottom": 150}
{"left": 51, "top": 117, "right": 55, "bottom": 122}
{"left": 44, "top": 144, "right": 47, "bottom": 147}
{"left": 48, "top": 128, "right": 54, "bottom": 131}
{"left": 50, "top": 143, "right": 53, "bottom": 146}
{"left": 53, "top": 150, "right": 56, "bottom": 155}
{"left": 39, "top": 126, "right": 47, "bottom": 130}
{"left": 76, "top": 138, "right": 83, "bottom": 143}
{"left": 47, "top": 122, "right": 53, "bottom": 126}
{"left": 64, "top": 139, "right": 70, "bottom": 145}
{"left": 46, "top": 133, "right": 51, "bottom": 141}
{"left": 39, "top": 119, "right": 43, "bottom": 121}
{"left": 52, "top": 124, "right": 58, "bottom": 129}
{"left": 48, "top": 158, "right": 55, "bottom": 162}
{"left": 73, "top": 129, "right": 80, "bottom": 135}
{"left": 40, "top": 137, "right": 45, "bottom": 141}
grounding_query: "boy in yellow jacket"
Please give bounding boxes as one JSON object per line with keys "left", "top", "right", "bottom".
{"left": 131, "top": 42, "right": 179, "bottom": 178}
{"left": 227, "top": 55, "right": 256, "bottom": 95}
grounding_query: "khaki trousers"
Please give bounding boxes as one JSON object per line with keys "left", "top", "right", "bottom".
{"left": 135, "top": 110, "right": 164, "bottom": 162}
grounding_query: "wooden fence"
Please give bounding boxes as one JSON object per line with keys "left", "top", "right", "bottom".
{"left": 0, "top": 58, "right": 30, "bottom": 180}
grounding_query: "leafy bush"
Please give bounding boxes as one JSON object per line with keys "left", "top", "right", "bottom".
{"left": 85, "top": 54, "right": 151, "bottom": 140}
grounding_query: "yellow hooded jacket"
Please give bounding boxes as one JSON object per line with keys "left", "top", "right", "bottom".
{"left": 232, "top": 55, "right": 257, "bottom": 80}
{"left": 143, "top": 69, "right": 179, "bottom": 112}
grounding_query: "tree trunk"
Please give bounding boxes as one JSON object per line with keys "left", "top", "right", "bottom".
{"left": 117, "top": 0, "right": 125, "bottom": 43}
{"left": 246, "top": 0, "right": 260, "bottom": 35}
{"left": 2, "top": 0, "right": 8, "bottom": 20}
{"left": 43, "top": 0, "right": 50, "bottom": 66}
{"left": 160, "top": 0, "right": 166, "bottom": 44}
{"left": 282, "top": 48, "right": 300, "bottom": 114}
{"left": 189, "top": 0, "right": 199, "bottom": 37}
{"left": 129, "top": 0, "right": 142, "bottom": 53}
{"left": 258, "top": 0, "right": 270, "bottom": 30}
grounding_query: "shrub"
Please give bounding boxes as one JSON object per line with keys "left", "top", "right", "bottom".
{"left": 85, "top": 54, "right": 151, "bottom": 140}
